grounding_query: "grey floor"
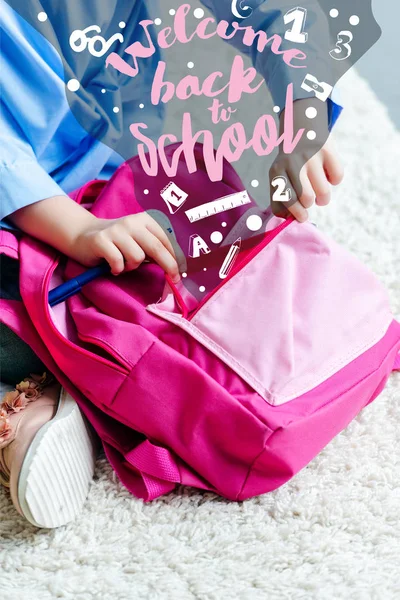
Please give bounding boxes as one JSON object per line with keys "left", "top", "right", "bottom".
{"left": 356, "top": 0, "right": 400, "bottom": 130}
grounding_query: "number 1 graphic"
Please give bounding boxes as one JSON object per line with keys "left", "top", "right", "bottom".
{"left": 170, "top": 189, "right": 183, "bottom": 202}
{"left": 284, "top": 7, "right": 308, "bottom": 44}
{"left": 160, "top": 182, "right": 189, "bottom": 214}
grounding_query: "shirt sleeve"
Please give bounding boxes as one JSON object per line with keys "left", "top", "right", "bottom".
{"left": 201, "top": 0, "right": 343, "bottom": 129}
{"left": 0, "top": 3, "right": 68, "bottom": 225}
{"left": 0, "top": 101, "right": 67, "bottom": 223}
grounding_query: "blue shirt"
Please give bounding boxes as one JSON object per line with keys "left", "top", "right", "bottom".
{"left": 0, "top": 0, "right": 342, "bottom": 225}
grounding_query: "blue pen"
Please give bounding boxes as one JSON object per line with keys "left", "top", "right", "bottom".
{"left": 48, "top": 263, "right": 111, "bottom": 307}
{"left": 48, "top": 258, "right": 156, "bottom": 307}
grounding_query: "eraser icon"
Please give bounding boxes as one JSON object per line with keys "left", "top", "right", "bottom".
{"left": 301, "top": 74, "right": 333, "bottom": 102}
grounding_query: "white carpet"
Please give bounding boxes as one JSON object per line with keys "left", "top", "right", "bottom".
{"left": 1, "top": 43, "right": 400, "bottom": 600}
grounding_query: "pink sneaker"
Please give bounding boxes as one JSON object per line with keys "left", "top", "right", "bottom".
{"left": 0, "top": 374, "right": 100, "bottom": 528}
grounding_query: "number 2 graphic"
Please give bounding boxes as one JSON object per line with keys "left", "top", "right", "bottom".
{"left": 271, "top": 177, "right": 292, "bottom": 203}
{"left": 284, "top": 7, "right": 308, "bottom": 44}
{"left": 329, "top": 30, "right": 353, "bottom": 61}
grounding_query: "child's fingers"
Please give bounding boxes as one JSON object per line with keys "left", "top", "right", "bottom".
{"left": 270, "top": 197, "right": 289, "bottom": 219}
{"left": 271, "top": 175, "right": 308, "bottom": 222}
{"left": 286, "top": 199, "right": 309, "bottom": 223}
{"left": 112, "top": 235, "right": 146, "bottom": 272}
{"left": 276, "top": 167, "right": 309, "bottom": 223}
{"left": 134, "top": 230, "right": 180, "bottom": 283}
{"left": 307, "top": 163, "right": 331, "bottom": 207}
{"left": 270, "top": 200, "right": 289, "bottom": 219}
{"left": 269, "top": 176, "right": 308, "bottom": 222}
{"left": 282, "top": 165, "right": 313, "bottom": 222}
{"left": 270, "top": 161, "right": 310, "bottom": 223}
{"left": 101, "top": 240, "right": 125, "bottom": 275}
{"left": 324, "top": 149, "right": 344, "bottom": 186}
{"left": 299, "top": 167, "right": 315, "bottom": 209}
{"left": 143, "top": 214, "right": 177, "bottom": 259}
{"left": 288, "top": 163, "right": 315, "bottom": 209}
{"left": 269, "top": 162, "right": 288, "bottom": 218}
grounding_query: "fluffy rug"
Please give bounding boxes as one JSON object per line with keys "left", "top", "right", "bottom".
{"left": 1, "top": 27, "right": 399, "bottom": 600}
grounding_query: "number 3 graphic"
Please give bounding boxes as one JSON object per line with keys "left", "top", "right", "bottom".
{"left": 271, "top": 177, "right": 292, "bottom": 203}
{"left": 330, "top": 30, "right": 353, "bottom": 61}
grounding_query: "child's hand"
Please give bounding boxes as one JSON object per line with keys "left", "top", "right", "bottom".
{"left": 269, "top": 99, "right": 344, "bottom": 222}
{"left": 75, "top": 213, "right": 180, "bottom": 282}
{"left": 10, "top": 197, "right": 181, "bottom": 282}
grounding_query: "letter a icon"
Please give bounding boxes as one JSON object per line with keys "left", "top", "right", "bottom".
{"left": 189, "top": 235, "right": 211, "bottom": 259}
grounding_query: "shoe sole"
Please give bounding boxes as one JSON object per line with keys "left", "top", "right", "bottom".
{"left": 17, "top": 389, "right": 99, "bottom": 528}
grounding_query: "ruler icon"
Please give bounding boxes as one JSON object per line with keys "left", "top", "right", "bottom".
{"left": 185, "top": 191, "right": 251, "bottom": 223}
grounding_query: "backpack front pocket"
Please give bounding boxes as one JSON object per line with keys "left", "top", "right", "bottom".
{"left": 147, "top": 221, "right": 393, "bottom": 406}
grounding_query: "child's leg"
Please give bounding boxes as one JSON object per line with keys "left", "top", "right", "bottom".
{"left": 1, "top": 378, "right": 100, "bottom": 528}
{"left": 0, "top": 322, "right": 48, "bottom": 384}
{"left": 0, "top": 254, "right": 100, "bottom": 528}
{"left": 0, "top": 253, "right": 48, "bottom": 383}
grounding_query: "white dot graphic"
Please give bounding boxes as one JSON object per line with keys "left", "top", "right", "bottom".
{"left": 246, "top": 215, "right": 263, "bottom": 232}
{"left": 273, "top": 106, "right": 280, "bottom": 113}
{"left": 349, "top": 15, "right": 360, "bottom": 26}
{"left": 329, "top": 9, "right": 339, "bottom": 18}
{"left": 113, "top": 106, "right": 120, "bottom": 113}
{"left": 154, "top": 18, "right": 162, "bottom": 25}
{"left": 169, "top": 9, "right": 176, "bottom": 16}
{"left": 119, "top": 21, "right": 126, "bottom": 28}
{"left": 194, "top": 8, "right": 205, "bottom": 19}
{"left": 210, "top": 231, "right": 223, "bottom": 244}
{"left": 307, "top": 130, "right": 317, "bottom": 140}
{"left": 203, "top": 268, "right": 207, "bottom": 272}
{"left": 67, "top": 79, "right": 80, "bottom": 92}
{"left": 139, "top": 103, "right": 144, "bottom": 109}
{"left": 37, "top": 12, "right": 48, "bottom": 22}
{"left": 221, "top": 222, "right": 227, "bottom": 228}
{"left": 144, "top": 189, "right": 149, "bottom": 195}
{"left": 251, "top": 180, "right": 259, "bottom": 188}
{"left": 188, "top": 62, "right": 194, "bottom": 69}
{"left": 306, "top": 107, "right": 318, "bottom": 119}
{"left": 101, "top": 88, "right": 106, "bottom": 94}
{"left": 182, "top": 272, "right": 188, "bottom": 278}
{"left": 199, "top": 286, "right": 206, "bottom": 293}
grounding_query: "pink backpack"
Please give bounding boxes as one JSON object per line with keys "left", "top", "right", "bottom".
{"left": 1, "top": 145, "right": 400, "bottom": 502}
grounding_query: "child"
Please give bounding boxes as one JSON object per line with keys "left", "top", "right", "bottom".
{"left": 0, "top": 0, "right": 343, "bottom": 527}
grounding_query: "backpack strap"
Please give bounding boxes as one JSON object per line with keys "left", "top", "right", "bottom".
{"left": 122, "top": 439, "right": 219, "bottom": 500}
{"left": 0, "top": 230, "right": 19, "bottom": 259}
{"left": 124, "top": 441, "right": 180, "bottom": 500}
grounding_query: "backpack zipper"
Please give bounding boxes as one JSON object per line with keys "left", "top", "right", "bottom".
{"left": 167, "top": 217, "right": 294, "bottom": 322}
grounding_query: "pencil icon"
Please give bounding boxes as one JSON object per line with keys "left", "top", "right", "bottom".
{"left": 219, "top": 238, "right": 241, "bottom": 279}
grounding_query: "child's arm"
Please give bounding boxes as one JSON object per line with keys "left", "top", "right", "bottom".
{"left": 1, "top": 7, "right": 178, "bottom": 282}
{"left": 202, "top": 0, "right": 344, "bottom": 220}
{"left": 9, "top": 196, "right": 180, "bottom": 282}
{"left": 270, "top": 97, "right": 344, "bottom": 222}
